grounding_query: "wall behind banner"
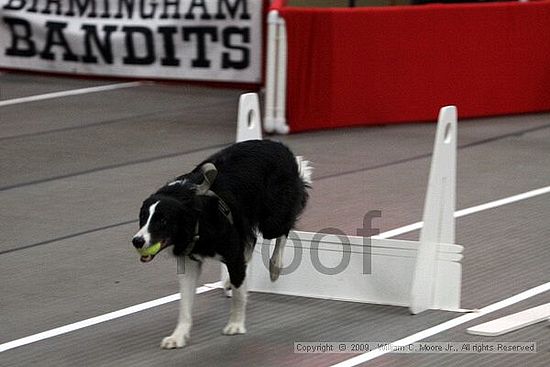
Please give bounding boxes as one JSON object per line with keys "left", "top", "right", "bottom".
{"left": 273, "top": 1, "right": 550, "bottom": 132}
{"left": 0, "top": 0, "right": 267, "bottom": 83}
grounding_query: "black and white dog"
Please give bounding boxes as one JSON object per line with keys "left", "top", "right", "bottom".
{"left": 132, "top": 140, "right": 312, "bottom": 348}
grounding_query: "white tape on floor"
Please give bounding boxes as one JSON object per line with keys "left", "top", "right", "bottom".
{"left": 374, "top": 185, "right": 550, "bottom": 239}
{"left": 0, "top": 82, "right": 143, "bottom": 107}
{"left": 0, "top": 281, "right": 222, "bottom": 353}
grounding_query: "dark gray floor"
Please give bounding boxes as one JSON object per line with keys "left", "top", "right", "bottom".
{"left": 0, "top": 72, "right": 548, "bottom": 366}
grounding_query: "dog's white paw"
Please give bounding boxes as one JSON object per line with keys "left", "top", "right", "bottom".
{"left": 222, "top": 322, "right": 246, "bottom": 335}
{"left": 224, "top": 287, "right": 233, "bottom": 298}
{"left": 160, "top": 334, "right": 188, "bottom": 349}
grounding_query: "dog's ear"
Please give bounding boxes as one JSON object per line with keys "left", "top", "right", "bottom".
{"left": 195, "top": 163, "right": 217, "bottom": 195}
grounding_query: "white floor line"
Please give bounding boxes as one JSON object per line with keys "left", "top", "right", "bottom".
{"left": 374, "top": 185, "right": 550, "bottom": 239}
{"left": 1, "top": 185, "right": 548, "bottom": 354}
{"left": 0, "top": 281, "right": 222, "bottom": 353}
{"left": 330, "top": 282, "right": 550, "bottom": 367}
{"left": 0, "top": 82, "right": 143, "bottom": 107}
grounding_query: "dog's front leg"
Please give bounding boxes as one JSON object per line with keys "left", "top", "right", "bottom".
{"left": 161, "top": 256, "right": 202, "bottom": 349}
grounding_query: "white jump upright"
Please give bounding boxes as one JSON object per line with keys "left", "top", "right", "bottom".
{"left": 243, "top": 104, "right": 464, "bottom": 312}
{"left": 410, "top": 106, "right": 458, "bottom": 314}
{"left": 236, "top": 93, "right": 263, "bottom": 142}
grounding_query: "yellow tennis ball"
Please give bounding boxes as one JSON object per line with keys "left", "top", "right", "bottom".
{"left": 137, "top": 242, "right": 162, "bottom": 256}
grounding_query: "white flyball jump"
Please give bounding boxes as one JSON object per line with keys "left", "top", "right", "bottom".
{"left": 228, "top": 95, "right": 463, "bottom": 313}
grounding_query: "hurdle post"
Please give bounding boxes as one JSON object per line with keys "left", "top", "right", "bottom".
{"left": 409, "top": 106, "right": 457, "bottom": 314}
{"left": 265, "top": 10, "right": 279, "bottom": 134}
{"left": 237, "top": 93, "right": 263, "bottom": 142}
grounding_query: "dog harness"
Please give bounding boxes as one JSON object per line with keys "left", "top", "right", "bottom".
{"left": 183, "top": 162, "right": 234, "bottom": 262}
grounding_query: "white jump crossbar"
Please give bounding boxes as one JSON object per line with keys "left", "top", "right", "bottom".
{"left": 232, "top": 95, "right": 462, "bottom": 312}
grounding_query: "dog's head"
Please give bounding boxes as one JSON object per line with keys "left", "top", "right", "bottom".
{"left": 131, "top": 163, "right": 218, "bottom": 262}
{"left": 132, "top": 196, "right": 197, "bottom": 262}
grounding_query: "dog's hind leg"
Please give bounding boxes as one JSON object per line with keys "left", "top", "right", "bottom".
{"left": 269, "top": 235, "right": 287, "bottom": 281}
{"left": 221, "top": 264, "right": 232, "bottom": 298}
{"left": 223, "top": 278, "right": 247, "bottom": 335}
{"left": 223, "top": 263, "right": 248, "bottom": 335}
{"left": 161, "top": 256, "right": 202, "bottom": 349}
{"left": 223, "top": 237, "right": 255, "bottom": 299}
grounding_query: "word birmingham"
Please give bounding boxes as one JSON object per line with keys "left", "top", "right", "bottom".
{"left": 2, "top": 0, "right": 252, "bottom": 19}
{"left": 2, "top": 0, "right": 254, "bottom": 69}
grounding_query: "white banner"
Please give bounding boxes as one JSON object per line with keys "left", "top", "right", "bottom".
{"left": 0, "top": 0, "right": 263, "bottom": 82}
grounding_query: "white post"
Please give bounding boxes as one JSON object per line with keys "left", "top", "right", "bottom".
{"left": 264, "top": 11, "right": 289, "bottom": 135}
{"left": 409, "top": 106, "right": 457, "bottom": 314}
{"left": 274, "top": 16, "right": 289, "bottom": 134}
{"left": 264, "top": 10, "right": 280, "bottom": 133}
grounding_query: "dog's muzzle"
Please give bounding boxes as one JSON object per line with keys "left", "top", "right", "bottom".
{"left": 133, "top": 238, "right": 169, "bottom": 263}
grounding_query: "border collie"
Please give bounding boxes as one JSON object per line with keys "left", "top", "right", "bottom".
{"left": 132, "top": 140, "right": 312, "bottom": 349}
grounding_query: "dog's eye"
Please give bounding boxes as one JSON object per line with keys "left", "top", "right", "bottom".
{"left": 161, "top": 218, "right": 168, "bottom": 226}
